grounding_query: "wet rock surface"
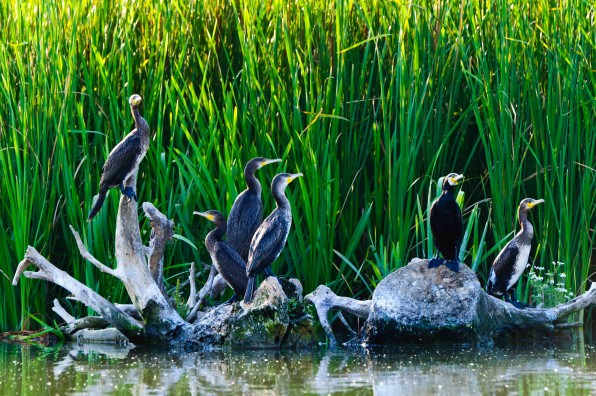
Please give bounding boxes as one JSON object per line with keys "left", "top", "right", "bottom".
{"left": 363, "top": 258, "right": 483, "bottom": 343}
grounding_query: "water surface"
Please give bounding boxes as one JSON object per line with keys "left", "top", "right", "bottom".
{"left": 1, "top": 337, "right": 595, "bottom": 395}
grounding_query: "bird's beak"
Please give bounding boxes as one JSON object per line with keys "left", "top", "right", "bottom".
{"left": 261, "top": 158, "right": 282, "bottom": 168}
{"left": 193, "top": 211, "right": 214, "bottom": 221}
{"left": 287, "top": 173, "right": 303, "bottom": 183}
{"left": 527, "top": 199, "right": 545, "bottom": 208}
{"left": 449, "top": 174, "right": 464, "bottom": 185}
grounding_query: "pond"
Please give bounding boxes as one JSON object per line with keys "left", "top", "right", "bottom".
{"left": 1, "top": 334, "right": 595, "bottom": 395}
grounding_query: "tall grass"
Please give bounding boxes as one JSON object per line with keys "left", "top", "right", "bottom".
{"left": 0, "top": 0, "right": 594, "bottom": 330}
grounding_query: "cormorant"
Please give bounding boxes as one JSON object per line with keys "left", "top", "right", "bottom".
{"left": 227, "top": 157, "right": 282, "bottom": 261}
{"left": 428, "top": 173, "right": 465, "bottom": 272}
{"left": 487, "top": 198, "right": 544, "bottom": 309}
{"left": 195, "top": 210, "right": 248, "bottom": 303}
{"left": 243, "top": 172, "right": 303, "bottom": 304}
{"left": 88, "top": 94, "right": 150, "bottom": 220}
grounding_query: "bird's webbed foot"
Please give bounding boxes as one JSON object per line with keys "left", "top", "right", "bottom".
{"left": 122, "top": 186, "right": 138, "bottom": 202}
{"left": 428, "top": 257, "right": 444, "bottom": 268}
{"left": 444, "top": 260, "right": 460, "bottom": 273}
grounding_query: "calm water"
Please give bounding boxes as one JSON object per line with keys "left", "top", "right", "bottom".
{"left": 1, "top": 336, "right": 595, "bottom": 395}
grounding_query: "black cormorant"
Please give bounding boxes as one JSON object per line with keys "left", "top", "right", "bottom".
{"left": 428, "top": 173, "right": 464, "bottom": 272}
{"left": 227, "top": 157, "right": 282, "bottom": 261}
{"left": 487, "top": 198, "right": 544, "bottom": 309}
{"left": 88, "top": 94, "right": 150, "bottom": 220}
{"left": 195, "top": 210, "right": 248, "bottom": 303}
{"left": 243, "top": 172, "right": 303, "bottom": 304}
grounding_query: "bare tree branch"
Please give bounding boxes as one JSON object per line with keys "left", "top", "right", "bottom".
{"left": 186, "top": 274, "right": 228, "bottom": 322}
{"left": 187, "top": 262, "right": 197, "bottom": 309}
{"left": 305, "top": 285, "right": 371, "bottom": 345}
{"left": 142, "top": 202, "right": 174, "bottom": 290}
{"left": 13, "top": 246, "right": 144, "bottom": 335}
{"left": 52, "top": 299, "right": 75, "bottom": 323}
{"left": 69, "top": 225, "right": 120, "bottom": 278}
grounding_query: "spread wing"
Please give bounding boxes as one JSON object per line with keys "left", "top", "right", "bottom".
{"left": 99, "top": 133, "right": 142, "bottom": 187}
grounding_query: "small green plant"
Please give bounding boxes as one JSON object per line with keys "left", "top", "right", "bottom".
{"left": 528, "top": 261, "right": 574, "bottom": 307}
{"left": 172, "top": 280, "right": 190, "bottom": 319}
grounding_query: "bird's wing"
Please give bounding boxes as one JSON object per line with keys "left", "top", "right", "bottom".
{"left": 246, "top": 215, "right": 288, "bottom": 275}
{"left": 214, "top": 243, "right": 248, "bottom": 291}
{"left": 429, "top": 200, "right": 438, "bottom": 238}
{"left": 227, "top": 191, "right": 263, "bottom": 251}
{"left": 491, "top": 242, "right": 519, "bottom": 278}
{"left": 99, "top": 133, "right": 143, "bottom": 186}
{"left": 215, "top": 243, "right": 246, "bottom": 269}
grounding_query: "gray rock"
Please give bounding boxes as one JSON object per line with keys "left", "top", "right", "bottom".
{"left": 363, "top": 258, "right": 482, "bottom": 343}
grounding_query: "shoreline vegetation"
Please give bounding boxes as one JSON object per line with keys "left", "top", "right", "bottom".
{"left": 1, "top": 0, "right": 595, "bottom": 332}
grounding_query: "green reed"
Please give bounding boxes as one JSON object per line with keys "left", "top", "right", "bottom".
{"left": 0, "top": 0, "right": 594, "bottom": 330}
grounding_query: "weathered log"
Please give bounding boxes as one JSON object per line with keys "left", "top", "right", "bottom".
{"left": 306, "top": 258, "right": 596, "bottom": 345}
{"left": 13, "top": 247, "right": 144, "bottom": 337}
{"left": 304, "top": 285, "right": 370, "bottom": 345}
{"left": 52, "top": 299, "right": 109, "bottom": 335}
{"left": 76, "top": 328, "right": 129, "bottom": 345}
{"left": 186, "top": 261, "right": 197, "bottom": 309}
{"left": 12, "top": 172, "right": 315, "bottom": 349}
{"left": 144, "top": 201, "right": 175, "bottom": 294}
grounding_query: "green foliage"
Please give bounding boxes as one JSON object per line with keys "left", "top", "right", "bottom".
{"left": 0, "top": 0, "right": 594, "bottom": 330}
{"left": 528, "top": 261, "right": 574, "bottom": 307}
{"left": 172, "top": 280, "right": 190, "bottom": 319}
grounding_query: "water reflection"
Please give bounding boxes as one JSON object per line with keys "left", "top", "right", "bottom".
{"left": 0, "top": 338, "right": 595, "bottom": 395}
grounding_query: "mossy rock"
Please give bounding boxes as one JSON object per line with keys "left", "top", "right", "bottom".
{"left": 217, "top": 277, "right": 316, "bottom": 349}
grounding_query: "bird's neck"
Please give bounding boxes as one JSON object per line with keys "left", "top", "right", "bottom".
{"left": 442, "top": 189, "right": 454, "bottom": 199}
{"left": 244, "top": 169, "right": 261, "bottom": 195}
{"left": 518, "top": 212, "right": 534, "bottom": 238}
{"left": 206, "top": 224, "right": 226, "bottom": 246}
{"left": 131, "top": 107, "right": 150, "bottom": 136}
{"left": 273, "top": 189, "right": 290, "bottom": 209}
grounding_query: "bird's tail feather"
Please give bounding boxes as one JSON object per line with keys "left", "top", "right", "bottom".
{"left": 243, "top": 277, "right": 256, "bottom": 304}
{"left": 88, "top": 188, "right": 108, "bottom": 221}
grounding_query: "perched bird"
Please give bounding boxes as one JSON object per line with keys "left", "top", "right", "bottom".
{"left": 195, "top": 210, "right": 248, "bottom": 303}
{"left": 428, "top": 173, "right": 465, "bottom": 272}
{"left": 88, "top": 94, "right": 150, "bottom": 220}
{"left": 243, "top": 173, "right": 303, "bottom": 304}
{"left": 227, "top": 157, "right": 282, "bottom": 261}
{"left": 487, "top": 198, "right": 544, "bottom": 309}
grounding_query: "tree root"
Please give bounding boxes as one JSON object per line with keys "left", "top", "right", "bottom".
{"left": 304, "top": 285, "right": 371, "bottom": 345}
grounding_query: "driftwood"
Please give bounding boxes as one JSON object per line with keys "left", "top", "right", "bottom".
{"left": 52, "top": 299, "right": 110, "bottom": 335}
{"left": 305, "top": 259, "right": 596, "bottom": 345}
{"left": 12, "top": 173, "right": 315, "bottom": 348}
{"left": 12, "top": 174, "right": 194, "bottom": 345}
